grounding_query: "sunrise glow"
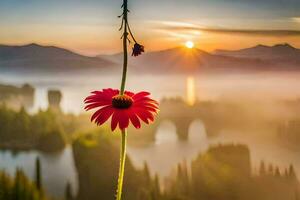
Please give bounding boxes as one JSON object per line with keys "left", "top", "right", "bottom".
{"left": 185, "top": 41, "right": 195, "bottom": 49}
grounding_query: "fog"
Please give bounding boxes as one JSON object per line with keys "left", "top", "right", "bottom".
{"left": 1, "top": 70, "right": 300, "bottom": 198}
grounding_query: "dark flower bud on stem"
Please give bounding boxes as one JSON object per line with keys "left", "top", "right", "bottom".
{"left": 132, "top": 43, "right": 145, "bottom": 57}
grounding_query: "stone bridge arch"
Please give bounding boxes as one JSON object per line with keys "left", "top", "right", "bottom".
{"left": 188, "top": 118, "right": 208, "bottom": 141}
{"left": 128, "top": 98, "right": 222, "bottom": 144}
{"left": 154, "top": 119, "right": 177, "bottom": 143}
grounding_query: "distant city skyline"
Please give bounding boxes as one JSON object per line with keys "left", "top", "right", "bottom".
{"left": 0, "top": 0, "right": 300, "bottom": 56}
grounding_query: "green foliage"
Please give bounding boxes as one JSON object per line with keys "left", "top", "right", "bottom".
{"left": 163, "top": 144, "right": 300, "bottom": 200}
{"left": 0, "top": 84, "right": 34, "bottom": 101}
{"left": 0, "top": 168, "right": 47, "bottom": 200}
{"left": 0, "top": 84, "right": 34, "bottom": 109}
{"left": 35, "top": 157, "right": 42, "bottom": 192}
{"left": 65, "top": 182, "right": 73, "bottom": 200}
{"left": 0, "top": 106, "right": 67, "bottom": 152}
{"left": 73, "top": 129, "right": 162, "bottom": 200}
{"left": 0, "top": 104, "right": 108, "bottom": 152}
{"left": 37, "top": 129, "right": 66, "bottom": 152}
{"left": 71, "top": 132, "right": 300, "bottom": 200}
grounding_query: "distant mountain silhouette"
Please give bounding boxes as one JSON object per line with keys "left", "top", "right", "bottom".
{"left": 0, "top": 43, "right": 116, "bottom": 73}
{"left": 1, "top": 43, "right": 299, "bottom": 74}
{"left": 215, "top": 43, "right": 300, "bottom": 60}
{"left": 101, "top": 45, "right": 300, "bottom": 73}
{"left": 129, "top": 47, "right": 213, "bottom": 73}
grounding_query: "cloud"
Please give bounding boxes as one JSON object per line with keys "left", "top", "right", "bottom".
{"left": 292, "top": 17, "right": 300, "bottom": 23}
{"left": 154, "top": 21, "right": 300, "bottom": 37}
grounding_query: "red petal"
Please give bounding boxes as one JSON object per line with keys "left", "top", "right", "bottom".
{"left": 132, "top": 108, "right": 155, "bottom": 124}
{"left": 132, "top": 92, "right": 150, "bottom": 101}
{"left": 85, "top": 95, "right": 110, "bottom": 103}
{"left": 129, "top": 112, "right": 141, "bottom": 129}
{"left": 135, "top": 97, "right": 159, "bottom": 105}
{"left": 91, "top": 105, "right": 113, "bottom": 122}
{"left": 85, "top": 89, "right": 118, "bottom": 103}
{"left": 134, "top": 102, "right": 159, "bottom": 109}
{"left": 94, "top": 107, "right": 114, "bottom": 126}
{"left": 125, "top": 91, "right": 135, "bottom": 97}
{"left": 84, "top": 102, "right": 111, "bottom": 110}
{"left": 118, "top": 110, "right": 130, "bottom": 130}
{"left": 103, "top": 88, "right": 119, "bottom": 97}
{"left": 111, "top": 110, "right": 121, "bottom": 131}
{"left": 142, "top": 106, "right": 158, "bottom": 113}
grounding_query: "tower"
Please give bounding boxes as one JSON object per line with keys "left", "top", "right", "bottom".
{"left": 48, "top": 90, "right": 62, "bottom": 110}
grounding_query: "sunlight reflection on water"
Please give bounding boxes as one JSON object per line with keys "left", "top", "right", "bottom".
{"left": 2, "top": 72, "right": 300, "bottom": 114}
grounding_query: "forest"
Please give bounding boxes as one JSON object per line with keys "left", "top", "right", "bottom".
{"left": 73, "top": 129, "right": 300, "bottom": 200}
{"left": 0, "top": 104, "right": 85, "bottom": 152}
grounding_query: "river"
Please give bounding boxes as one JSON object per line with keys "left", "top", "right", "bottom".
{"left": 1, "top": 71, "right": 300, "bottom": 198}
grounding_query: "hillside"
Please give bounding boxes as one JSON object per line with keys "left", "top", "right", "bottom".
{"left": 0, "top": 43, "right": 116, "bottom": 73}
{"left": 101, "top": 46, "right": 298, "bottom": 74}
{"left": 1, "top": 43, "right": 300, "bottom": 74}
{"left": 215, "top": 43, "right": 300, "bottom": 60}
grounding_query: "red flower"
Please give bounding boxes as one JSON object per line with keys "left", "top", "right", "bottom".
{"left": 84, "top": 88, "right": 159, "bottom": 131}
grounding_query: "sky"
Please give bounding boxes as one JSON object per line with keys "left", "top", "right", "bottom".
{"left": 0, "top": 0, "right": 300, "bottom": 55}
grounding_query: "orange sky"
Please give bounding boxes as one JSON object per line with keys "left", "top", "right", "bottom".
{"left": 1, "top": 1, "right": 300, "bottom": 56}
{"left": 2, "top": 21, "right": 299, "bottom": 56}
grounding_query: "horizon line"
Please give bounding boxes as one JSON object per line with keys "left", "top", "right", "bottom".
{"left": 0, "top": 42, "right": 298, "bottom": 57}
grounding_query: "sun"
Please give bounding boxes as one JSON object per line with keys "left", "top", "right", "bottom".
{"left": 185, "top": 41, "right": 194, "bottom": 49}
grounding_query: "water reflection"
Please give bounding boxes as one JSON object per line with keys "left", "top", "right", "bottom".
{"left": 186, "top": 76, "right": 196, "bottom": 106}
{"left": 0, "top": 146, "right": 78, "bottom": 198}
{"left": 127, "top": 120, "right": 208, "bottom": 178}
{"left": 3, "top": 73, "right": 300, "bottom": 114}
{"left": 2, "top": 72, "right": 300, "bottom": 197}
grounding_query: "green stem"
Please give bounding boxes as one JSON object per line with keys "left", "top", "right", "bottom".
{"left": 120, "top": 0, "right": 128, "bottom": 95}
{"left": 116, "top": 1, "right": 129, "bottom": 199}
{"left": 116, "top": 129, "right": 127, "bottom": 200}
{"left": 127, "top": 22, "right": 137, "bottom": 43}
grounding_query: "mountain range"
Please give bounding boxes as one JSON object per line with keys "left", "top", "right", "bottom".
{"left": 0, "top": 43, "right": 116, "bottom": 73}
{"left": 215, "top": 43, "right": 300, "bottom": 60}
{"left": 0, "top": 43, "right": 299, "bottom": 74}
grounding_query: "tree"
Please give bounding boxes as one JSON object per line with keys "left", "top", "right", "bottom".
{"left": 65, "top": 182, "right": 73, "bottom": 200}
{"left": 268, "top": 164, "right": 274, "bottom": 175}
{"left": 289, "top": 165, "right": 297, "bottom": 180}
{"left": 35, "top": 157, "right": 42, "bottom": 192}
{"left": 259, "top": 161, "right": 266, "bottom": 176}
{"left": 275, "top": 167, "right": 281, "bottom": 177}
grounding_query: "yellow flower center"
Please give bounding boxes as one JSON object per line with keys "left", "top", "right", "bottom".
{"left": 112, "top": 95, "right": 133, "bottom": 109}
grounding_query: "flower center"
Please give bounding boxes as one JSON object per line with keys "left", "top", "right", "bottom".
{"left": 112, "top": 95, "right": 133, "bottom": 109}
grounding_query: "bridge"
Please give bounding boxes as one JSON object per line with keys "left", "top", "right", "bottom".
{"left": 129, "top": 98, "right": 223, "bottom": 142}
